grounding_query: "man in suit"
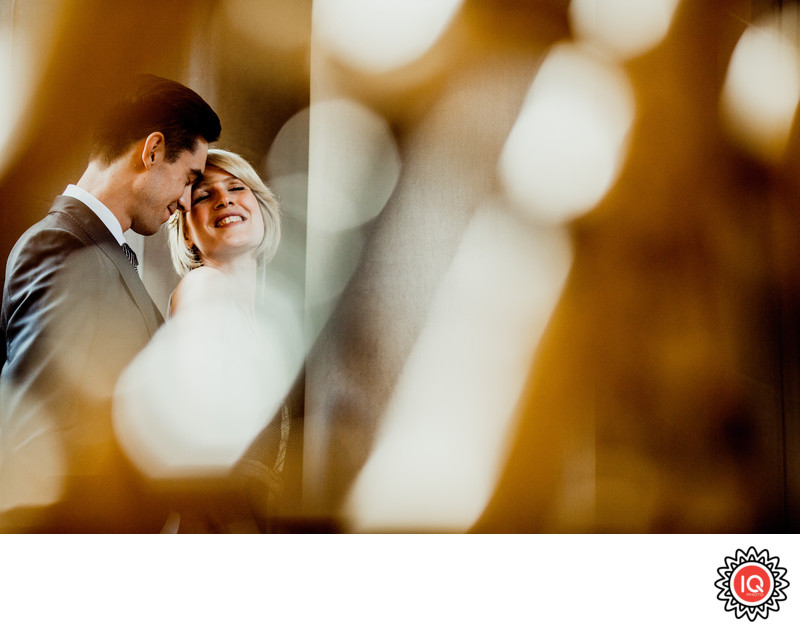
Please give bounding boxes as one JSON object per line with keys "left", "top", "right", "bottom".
{"left": 0, "top": 74, "right": 221, "bottom": 532}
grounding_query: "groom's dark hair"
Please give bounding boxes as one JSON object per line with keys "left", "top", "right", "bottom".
{"left": 90, "top": 74, "right": 221, "bottom": 166}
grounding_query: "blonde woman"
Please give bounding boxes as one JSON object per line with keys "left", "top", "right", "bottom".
{"left": 167, "top": 148, "right": 281, "bottom": 318}
{"left": 115, "top": 149, "right": 296, "bottom": 532}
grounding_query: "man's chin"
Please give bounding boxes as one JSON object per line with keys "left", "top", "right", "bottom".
{"left": 130, "top": 223, "right": 162, "bottom": 237}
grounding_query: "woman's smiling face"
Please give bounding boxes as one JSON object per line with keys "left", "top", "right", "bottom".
{"left": 185, "top": 165, "right": 265, "bottom": 264}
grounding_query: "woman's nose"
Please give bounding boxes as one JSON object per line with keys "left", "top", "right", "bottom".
{"left": 213, "top": 191, "right": 230, "bottom": 208}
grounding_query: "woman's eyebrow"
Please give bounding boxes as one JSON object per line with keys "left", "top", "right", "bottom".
{"left": 192, "top": 175, "right": 243, "bottom": 195}
{"left": 200, "top": 175, "right": 240, "bottom": 187}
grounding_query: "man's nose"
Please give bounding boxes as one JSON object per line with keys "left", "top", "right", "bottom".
{"left": 177, "top": 185, "right": 192, "bottom": 212}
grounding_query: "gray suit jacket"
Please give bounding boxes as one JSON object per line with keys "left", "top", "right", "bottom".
{"left": 0, "top": 196, "right": 166, "bottom": 532}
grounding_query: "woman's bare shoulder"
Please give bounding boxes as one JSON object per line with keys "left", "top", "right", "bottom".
{"left": 169, "top": 266, "right": 231, "bottom": 316}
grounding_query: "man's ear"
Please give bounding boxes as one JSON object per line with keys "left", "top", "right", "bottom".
{"left": 140, "top": 132, "right": 165, "bottom": 170}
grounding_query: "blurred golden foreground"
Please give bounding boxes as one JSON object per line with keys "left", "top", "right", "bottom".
{"left": 0, "top": 0, "right": 798, "bottom": 532}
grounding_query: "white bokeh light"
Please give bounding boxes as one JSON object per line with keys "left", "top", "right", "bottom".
{"left": 0, "top": 28, "right": 29, "bottom": 175}
{"left": 569, "top": 0, "right": 681, "bottom": 60}
{"left": 305, "top": 98, "right": 401, "bottom": 345}
{"left": 267, "top": 107, "right": 309, "bottom": 186}
{"left": 499, "top": 43, "right": 635, "bottom": 224}
{"left": 307, "top": 99, "right": 401, "bottom": 233}
{"left": 313, "top": 0, "right": 463, "bottom": 74}
{"left": 345, "top": 202, "right": 573, "bottom": 533}
{"left": 0, "top": 398, "right": 65, "bottom": 513}
{"left": 114, "top": 292, "right": 302, "bottom": 478}
{"left": 720, "top": 15, "right": 800, "bottom": 164}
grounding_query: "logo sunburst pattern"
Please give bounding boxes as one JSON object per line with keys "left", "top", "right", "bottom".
{"left": 716, "top": 547, "right": 789, "bottom": 621}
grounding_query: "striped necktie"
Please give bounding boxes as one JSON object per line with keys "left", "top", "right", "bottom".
{"left": 121, "top": 243, "right": 139, "bottom": 273}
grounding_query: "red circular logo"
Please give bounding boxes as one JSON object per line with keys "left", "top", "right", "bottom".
{"left": 716, "top": 547, "right": 789, "bottom": 621}
{"left": 732, "top": 563, "right": 773, "bottom": 606}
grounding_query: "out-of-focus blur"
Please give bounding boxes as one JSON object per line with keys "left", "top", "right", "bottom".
{"left": 720, "top": 7, "right": 800, "bottom": 164}
{"left": 304, "top": 98, "right": 402, "bottom": 345}
{"left": 313, "top": 0, "right": 464, "bottom": 74}
{"left": 569, "top": 0, "right": 681, "bottom": 61}
{"left": 114, "top": 286, "right": 303, "bottom": 479}
{"left": 498, "top": 42, "right": 635, "bottom": 223}
{"left": 1, "top": 0, "right": 799, "bottom": 532}
{"left": 344, "top": 206, "right": 571, "bottom": 532}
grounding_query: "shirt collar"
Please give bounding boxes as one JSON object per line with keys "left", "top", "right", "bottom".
{"left": 63, "top": 184, "right": 126, "bottom": 246}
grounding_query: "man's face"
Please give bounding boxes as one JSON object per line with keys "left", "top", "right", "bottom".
{"left": 130, "top": 140, "right": 208, "bottom": 236}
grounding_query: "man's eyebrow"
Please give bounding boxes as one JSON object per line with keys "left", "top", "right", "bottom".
{"left": 189, "top": 168, "right": 203, "bottom": 183}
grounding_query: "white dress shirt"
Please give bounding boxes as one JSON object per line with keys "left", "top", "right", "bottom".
{"left": 63, "top": 184, "right": 126, "bottom": 246}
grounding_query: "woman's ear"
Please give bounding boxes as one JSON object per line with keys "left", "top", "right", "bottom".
{"left": 185, "top": 236, "right": 201, "bottom": 261}
{"left": 182, "top": 224, "right": 193, "bottom": 249}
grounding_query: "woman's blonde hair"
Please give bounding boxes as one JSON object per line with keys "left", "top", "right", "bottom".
{"left": 167, "top": 148, "right": 281, "bottom": 277}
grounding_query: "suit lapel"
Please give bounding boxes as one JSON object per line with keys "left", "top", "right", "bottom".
{"left": 49, "top": 196, "right": 164, "bottom": 336}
